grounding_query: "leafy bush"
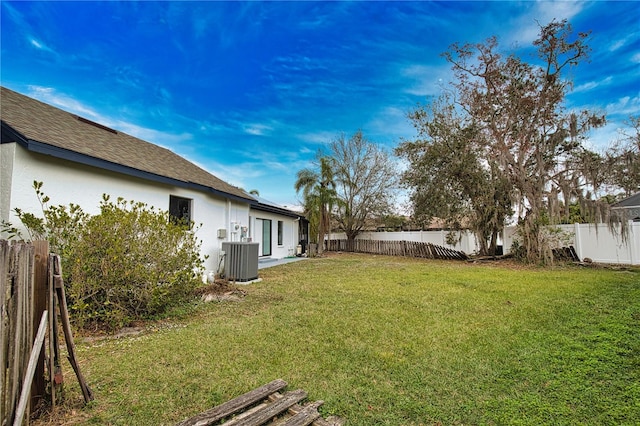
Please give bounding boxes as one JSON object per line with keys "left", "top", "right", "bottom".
{"left": 4, "top": 182, "right": 205, "bottom": 330}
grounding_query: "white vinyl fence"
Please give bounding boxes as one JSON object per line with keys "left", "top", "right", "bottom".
{"left": 503, "top": 221, "right": 640, "bottom": 265}
{"left": 330, "top": 220, "right": 640, "bottom": 265}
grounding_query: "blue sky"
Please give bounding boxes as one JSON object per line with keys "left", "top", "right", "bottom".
{"left": 1, "top": 1, "right": 639, "bottom": 209}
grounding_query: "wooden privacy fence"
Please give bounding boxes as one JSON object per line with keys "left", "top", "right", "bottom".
{"left": 1, "top": 240, "right": 41, "bottom": 425}
{"left": 1, "top": 240, "right": 92, "bottom": 426}
{"left": 326, "top": 239, "right": 468, "bottom": 261}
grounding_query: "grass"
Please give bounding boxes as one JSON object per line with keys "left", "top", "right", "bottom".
{"left": 44, "top": 254, "right": 639, "bottom": 425}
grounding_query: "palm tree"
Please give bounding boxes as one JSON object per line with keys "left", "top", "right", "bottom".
{"left": 294, "top": 156, "right": 337, "bottom": 254}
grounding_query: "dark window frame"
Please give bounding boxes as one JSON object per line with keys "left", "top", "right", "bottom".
{"left": 169, "top": 195, "right": 192, "bottom": 226}
{"left": 277, "top": 220, "right": 284, "bottom": 246}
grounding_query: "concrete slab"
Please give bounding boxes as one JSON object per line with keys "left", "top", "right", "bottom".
{"left": 258, "top": 257, "right": 306, "bottom": 269}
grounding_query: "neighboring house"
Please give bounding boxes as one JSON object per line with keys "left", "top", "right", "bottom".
{"left": 612, "top": 192, "right": 640, "bottom": 222}
{"left": 0, "top": 86, "right": 305, "bottom": 277}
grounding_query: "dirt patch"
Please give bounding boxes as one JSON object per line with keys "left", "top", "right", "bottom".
{"left": 196, "top": 279, "right": 247, "bottom": 303}
{"left": 30, "top": 399, "right": 91, "bottom": 426}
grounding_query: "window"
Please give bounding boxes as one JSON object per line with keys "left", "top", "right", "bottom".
{"left": 277, "top": 221, "right": 284, "bottom": 246}
{"left": 169, "top": 195, "right": 192, "bottom": 226}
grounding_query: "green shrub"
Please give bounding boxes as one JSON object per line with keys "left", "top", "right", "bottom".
{"left": 4, "top": 182, "right": 205, "bottom": 330}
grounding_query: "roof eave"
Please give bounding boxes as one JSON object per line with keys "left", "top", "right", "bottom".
{"left": 1, "top": 120, "right": 29, "bottom": 146}
{"left": 250, "top": 202, "right": 304, "bottom": 219}
{"left": 5, "top": 129, "right": 253, "bottom": 204}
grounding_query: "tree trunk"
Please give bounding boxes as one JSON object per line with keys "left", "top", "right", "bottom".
{"left": 346, "top": 233, "right": 357, "bottom": 252}
{"left": 489, "top": 230, "right": 499, "bottom": 256}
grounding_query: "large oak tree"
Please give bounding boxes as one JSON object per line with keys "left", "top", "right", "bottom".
{"left": 400, "top": 20, "right": 607, "bottom": 263}
{"left": 396, "top": 95, "right": 512, "bottom": 256}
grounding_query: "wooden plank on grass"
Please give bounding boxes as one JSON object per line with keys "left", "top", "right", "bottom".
{"left": 280, "top": 400, "right": 323, "bottom": 426}
{"left": 224, "top": 389, "right": 307, "bottom": 426}
{"left": 176, "top": 379, "right": 288, "bottom": 426}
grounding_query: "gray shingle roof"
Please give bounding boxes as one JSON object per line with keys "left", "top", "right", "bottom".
{"left": 612, "top": 192, "right": 640, "bottom": 208}
{"left": 1, "top": 86, "right": 253, "bottom": 202}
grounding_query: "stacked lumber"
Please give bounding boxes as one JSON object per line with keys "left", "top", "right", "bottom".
{"left": 176, "top": 379, "right": 341, "bottom": 426}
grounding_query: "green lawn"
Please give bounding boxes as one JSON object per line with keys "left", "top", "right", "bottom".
{"left": 55, "top": 254, "right": 639, "bottom": 425}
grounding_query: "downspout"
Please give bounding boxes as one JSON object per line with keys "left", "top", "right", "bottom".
{"left": 293, "top": 217, "right": 300, "bottom": 257}
{"left": 227, "top": 199, "right": 233, "bottom": 242}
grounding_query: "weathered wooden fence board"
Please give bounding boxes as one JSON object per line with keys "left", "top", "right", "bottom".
{"left": 1, "top": 240, "right": 36, "bottom": 426}
{"left": 0, "top": 241, "right": 10, "bottom": 424}
{"left": 31, "top": 241, "right": 49, "bottom": 409}
{"left": 326, "top": 239, "right": 467, "bottom": 261}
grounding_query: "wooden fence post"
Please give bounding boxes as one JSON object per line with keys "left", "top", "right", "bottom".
{"left": 31, "top": 241, "right": 49, "bottom": 410}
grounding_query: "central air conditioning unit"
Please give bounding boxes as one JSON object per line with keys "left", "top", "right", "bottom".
{"left": 222, "top": 242, "right": 259, "bottom": 282}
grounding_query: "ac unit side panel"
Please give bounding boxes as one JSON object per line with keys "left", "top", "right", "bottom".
{"left": 221, "top": 242, "right": 259, "bottom": 281}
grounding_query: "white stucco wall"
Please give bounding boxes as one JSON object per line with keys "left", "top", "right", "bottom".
{"left": 0, "top": 143, "right": 16, "bottom": 223}
{"left": 249, "top": 209, "right": 300, "bottom": 259}
{"left": 2, "top": 144, "right": 253, "bottom": 275}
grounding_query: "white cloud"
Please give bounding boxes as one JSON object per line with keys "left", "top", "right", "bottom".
{"left": 28, "top": 34, "right": 58, "bottom": 56}
{"left": 27, "top": 85, "right": 99, "bottom": 118}
{"left": 29, "top": 38, "right": 44, "bottom": 49}
{"left": 536, "top": 1, "right": 585, "bottom": 23}
{"left": 114, "top": 122, "right": 193, "bottom": 147}
{"left": 26, "top": 85, "right": 193, "bottom": 150}
{"left": 366, "top": 106, "right": 415, "bottom": 143}
{"left": 609, "top": 39, "right": 626, "bottom": 52}
{"left": 205, "top": 160, "right": 262, "bottom": 188}
{"left": 608, "top": 33, "right": 638, "bottom": 53}
{"left": 197, "top": 121, "right": 233, "bottom": 134}
{"left": 505, "top": 1, "right": 586, "bottom": 46}
{"left": 296, "top": 130, "right": 336, "bottom": 145}
{"left": 605, "top": 93, "right": 640, "bottom": 117}
{"left": 585, "top": 122, "right": 625, "bottom": 151}
{"left": 400, "top": 64, "right": 451, "bottom": 97}
{"left": 585, "top": 95, "right": 640, "bottom": 151}
{"left": 243, "top": 123, "right": 274, "bottom": 136}
{"left": 573, "top": 76, "right": 613, "bottom": 93}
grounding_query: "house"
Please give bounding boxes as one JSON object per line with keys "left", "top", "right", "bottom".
{"left": 0, "top": 86, "right": 306, "bottom": 277}
{"left": 612, "top": 192, "right": 640, "bottom": 222}
{"left": 250, "top": 195, "right": 309, "bottom": 258}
